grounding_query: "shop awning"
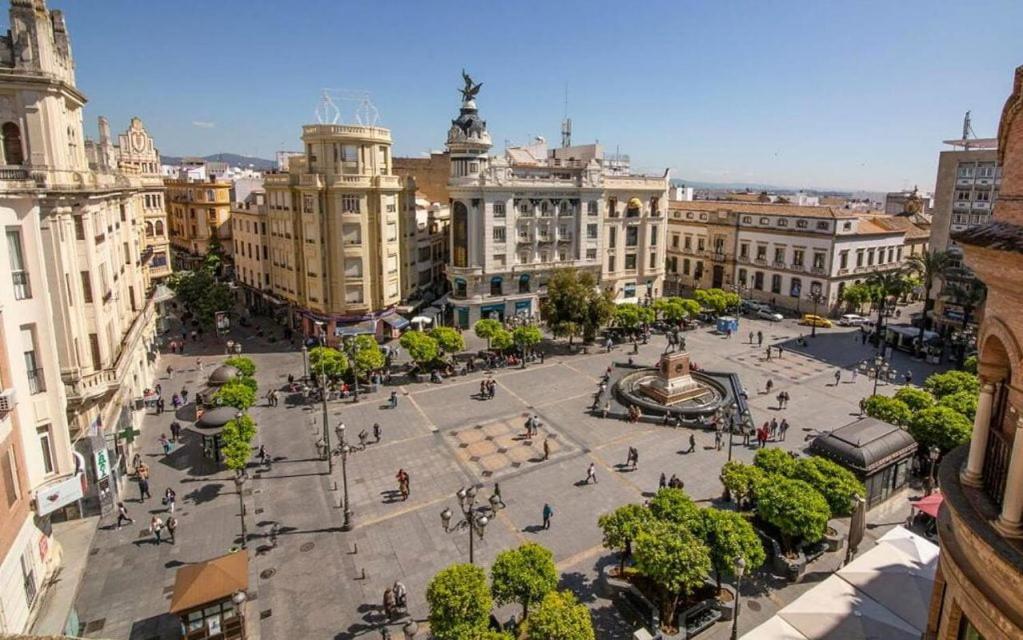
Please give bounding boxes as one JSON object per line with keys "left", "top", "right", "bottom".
{"left": 170, "top": 552, "right": 249, "bottom": 614}
{"left": 152, "top": 284, "right": 175, "bottom": 303}
{"left": 335, "top": 320, "right": 376, "bottom": 336}
{"left": 382, "top": 315, "right": 410, "bottom": 330}
{"left": 911, "top": 492, "right": 944, "bottom": 518}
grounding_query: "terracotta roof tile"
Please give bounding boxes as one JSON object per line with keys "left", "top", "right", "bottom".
{"left": 669, "top": 200, "right": 860, "bottom": 219}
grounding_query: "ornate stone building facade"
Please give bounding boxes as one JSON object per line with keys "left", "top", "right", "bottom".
{"left": 926, "top": 65, "right": 1023, "bottom": 640}
{"left": 444, "top": 75, "right": 668, "bottom": 327}
{"left": 0, "top": 1, "right": 168, "bottom": 631}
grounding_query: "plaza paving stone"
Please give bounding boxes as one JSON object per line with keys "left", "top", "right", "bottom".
{"left": 72, "top": 311, "right": 947, "bottom": 640}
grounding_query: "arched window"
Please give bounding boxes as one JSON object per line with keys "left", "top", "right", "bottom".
{"left": 145, "top": 221, "right": 154, "bottom": 237}
{"left": 3, "top": 122, "right": 24, "bottom": 165}
{"left": 155, "top": 220, "right": 164, "bottom": 236}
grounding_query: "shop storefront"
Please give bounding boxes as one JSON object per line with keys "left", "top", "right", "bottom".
{"left": 169, "top": 552, "right": 249, "bottom": 640}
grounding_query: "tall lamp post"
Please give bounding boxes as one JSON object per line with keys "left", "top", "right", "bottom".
{"left": 927, "top": 445, "right": 941, "bottom": 496}
{"left": 440, "top": 486, "right": 489, "bottom": 564}
{"left": 807, "top": 282, "right": 825, "bottom": 338}
{"left": 334, "top": 424, "right": 354, "bottom": 530}
{"left": 302, "top": 344, "right": 309, "bottom": 382}
{"left": 865, "top": 354, "right": 892, "bottom": 396}
{"left": 730, "top": 555, "right": 746, "bottom": 640}
{"left": 717, "top": 403, "right": 738, "bottom": 462}
{"left": 320, "top": 369, "right": 332, "bottom": 473}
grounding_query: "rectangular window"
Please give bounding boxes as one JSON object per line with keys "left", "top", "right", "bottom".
{"left": 867, "top": 249, "right": 875, "bottom": 266}
{"left": 341, "top": 194, "right": 360, "bottom": 213}
{"left": 587, "top": 224, "right": 598, "bottom": 239}
{"left": 7, "top": 228, "right": 30, "bottom": 299}
{"left": 856, "top": 250, "right": 864, "bottom": 267}
{"left": 493, "top": 202, "right": 506, "bottom": 217}
{"left": 625, "top": 227, "right": 638, "bottom": 247}
{"left": 649, "top": 253, "right": 656, "bottom": 268}
{"left": 697, "top": 238, "right": 705, "bottom": 251}
{"left": 607, "top": 255, "right": 615, "bottom": 272}
{"left": 608, "top": 227, "right": 617, "bottom": 248}
{"left": 22, "top": 326, "right": 44, "bottom": 394}
{"left": 625, "top": 254, "right": 637, "bottom": 270}
{"left": 756, "top": 245, "right": 767, "bottom": 260}
{"left": 671, "top": 234, "right": 679, "bottom": 249}
{"left": 650, "top": 226, "right": 658, "bottom": 245}
{"left": 123, "top": 241, "right": 130, "bottom": 265}
{"left": 839, "top": 251, "right": 848, "bottom": 269}
{"left": 89, "top": 333, "right": 102, "bottom": 370}
{"left": 37, "top": 426, "right": 54, "bottom": 475}
{"left": 586, "top": 248, "right": 597, "bottom": 260}
{"left": 739, "top": 243, "right": 748, "bottom": 258}
{"left": 587, "top": 201, "right": 598, "bottom": 216}
{"left": 492, "top": 227, "right": 506, "bottom": 242}
{"left": 813, "top": 253, "right": 826, "bottom": 269}
{"left": 684, "top": 236, "right": 692, "bottom": 250}
{"left": 773, "top": 247, "right": 785, "bottom": 264}
{"left": 771, "top": 274, "right": 782, "bottom": 294}
{"left": 737, "top": 268, "right": 747, "bottom": 286}
{"left": 74, "top": 216, "right": 85, "bottom": 240}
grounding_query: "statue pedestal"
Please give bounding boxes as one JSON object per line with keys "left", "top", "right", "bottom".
{"left": 640, "top": 352, "right": 707, "bottom": 405}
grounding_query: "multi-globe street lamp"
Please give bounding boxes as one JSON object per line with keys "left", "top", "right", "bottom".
{"left": 730, "top": 555, "right": 746, "bottom": 640}
{"left": 334, "top": 423, "right": 354, "bottom": 531}
{"left": 440, "top": 486, "right": 492, "bottom": 564}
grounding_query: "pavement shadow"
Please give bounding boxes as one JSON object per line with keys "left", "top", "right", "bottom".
{"left": 522, "top": 524, "right": 546, "bottom": 534}
{"left": 184, "top": 482, "right": 224, "bottom": 506}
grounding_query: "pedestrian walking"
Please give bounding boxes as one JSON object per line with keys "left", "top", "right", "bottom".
{"left": 489, "top": 380, "right": 496, "bottom": 399}
{"left": 766, "top": 346, "right": 772, "bottom": 361}
{"left": 765, "top": 379, "right": 774, "bottom": 394}
{"left": 150, "top": 516, "right": 164, "bottom": 544}
{"left": 776, "top": 345, "right": 783, "bottom": 359}
{"left": 166, "top": 515, "right": 178, "bottom": 544}
{"left": 196, "top": 358, "right": 204, "bottom": 373}
{"left": 602, "top": 400, "right": 611, "bottom": 418}
{"left": 172, "top": 393, "right": 181, "bottom": 409}
{"left": 543, "top": 437, "right": 550, "bottom": 461}
{"left": 164, "top": 487, "right": 176, "bottom": 513}
{"left": 258, "top": 445, "right": 271, "bottom": 467}
{"left": 782, "top": 390, "right": 790, "bottom": 407}
{"left": 715, "top": 430, "right": 723, "bottom": 451}
{"left": 116, "top": 502, "right": 133, "bottom": 529}
{"left": 770, "top": 418, "right": 779, "bottom": 439}
{"left": 586, "top": 463, "right": 598, "bottom": 484}
{"left": 659, "top": 472, "right": 667, "bottom": 489}
{"left": 389, "top": 390, "right": 398, "bottom": 409}
{"left": 686, "top": 433, "right": 696, "bottom": 453}
{"left": 748, "top": 331, "right": 754, "bottom": 344}
{"left": 904, "top": 371, "right": 913, "bottom": 385}
{"left": 779, "top": 418, "right": 789, "bottom": 441}
{"left": 480, "top": 380, "right": 487, "bottom": 399}
{"left": 373, "top": 422, "right": 382, "bottom": 443}
{"left": 383, "top": 587, "right": 396, "bottom": 620}
{"left": 542, "top": 503, "right": 554, "bottom": 529}
{"left": 396, "top": 469, "right": 410, "bottom": 500}
{"left": 138, "top": 476, "right": 151, "bottom": 501}
{"left": 605, "top": 337, "right": 614, "bottom": 352}
{"left": 851, "top": 368, "right": 858, "bottom": 382}
{"left": 181, "top": 388, "right": 189, "bottom": 403}
{"left": 834, "top": 369, "right": 842, "bottom": 386}
{"left": 159, "top": 433, "right": 172, "bottom": 455}
{"left": 156, "top": 396, "right": 165, "bottom": 414}
{"left": 757, "top": 331, "right": 763, "bottom": 347}
{"left": 393, "top": 581, "right": 408, "bottom": 611}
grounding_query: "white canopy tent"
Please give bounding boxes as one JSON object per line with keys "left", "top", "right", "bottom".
{"left": 743, "top": 526, "right": 938, "bottom": 640}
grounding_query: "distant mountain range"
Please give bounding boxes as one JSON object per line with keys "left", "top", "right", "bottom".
{"left": 160, "top": 153, "right": 276, "bottom": 170}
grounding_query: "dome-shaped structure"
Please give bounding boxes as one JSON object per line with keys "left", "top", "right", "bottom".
{"left": 195, "top": 406, "right": 240, "bottom": 432}
{"left": 207, "top": 365, "right": 239, "bottom": 387}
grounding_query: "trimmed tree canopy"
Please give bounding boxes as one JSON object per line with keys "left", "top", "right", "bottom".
{"left": 430, "top": 326, "right": 466, "bottom": 354}
{"left": 213, "top": 379, "right": 257, "bottom": 411}
{"left": 350, "top": 334, "right": 385, "bottom": 374}
{"left": 792, "top": 457, "right": 866, "bottom": 516}
{"left": 598, "top": 503, "right": 654, "bottom": 572}
{"left": 923, "top": 370, "right": 980, "bottom": 399}
{"left": 474, "top": 319, "right": 502, "bottom": 346}
{"left": 756, "top": 476, "right": 830, "bottom": 545}
{"left": 223, "top": 356, "right": 256, "bottom": 377}
{"left": 700, "top": 508, "right": 766, "bottom": 582}
{"left": 426, "top": 563, "right": 492, "bottom": 640}
{"left": 633, "top": 521, "right": 712, "bottom": 625}
{"left": 490, "top": 542, "right": 558, "bottom": 618}
{"left": 863, "top": 395, "right": 912, "bottom": 427}
{"left": 525, "top": 590, "right": 595, "bottom": 640}
{"left": 720, "top": 461, "right": 766, "bottom": 507}
{"left": 308, "top": 346, "right": 349, "bottom": 379}
{"left": 648, "top": 488, "right": 700, "bottom": 527}
{"left": 753, "top": 448, "right": 796, "bottom": 476}
{"left": 400, "top": 330, "right": 440, "bottom": 364}
{"left": 893, "top": 387, "right": 936, "bottom": 412}
{"left": 909, "top": 406, "right": 973, "bottom": 452}
{"left": 939, "top": 390, "right": 978, "bottom": 421}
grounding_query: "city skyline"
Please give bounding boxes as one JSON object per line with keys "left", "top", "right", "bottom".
{"left": 43, "top": 0, "right": 1023, "bottom": 193}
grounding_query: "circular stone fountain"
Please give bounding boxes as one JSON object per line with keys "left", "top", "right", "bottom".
{"left": 613, "top": 351, "right": 732, "bottom": 421}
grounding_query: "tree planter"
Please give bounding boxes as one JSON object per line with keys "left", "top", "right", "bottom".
{"left": 823, "top": 525, "right": 844, "bottom": 553}
{"left": 599, "top": 565, "right": 658, "bottom": 631}
{"left": 682, "top": 600, "right": 723, "bottom": 638}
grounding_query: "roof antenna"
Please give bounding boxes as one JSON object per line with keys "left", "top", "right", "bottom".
{"left": 962, "top": 111, "right": 977, "bottom": 149}
{"left": 561, "top": 83, "right": 572, "bottom": 149}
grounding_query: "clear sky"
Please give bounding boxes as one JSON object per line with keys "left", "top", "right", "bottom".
{"left": 41, "top": 0, "right": 1023, "bottom": 192}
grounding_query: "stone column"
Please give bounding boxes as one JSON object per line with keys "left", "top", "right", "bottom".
{"left": 961, "top": 380, "right": 997, "bottom": 487}
{"left": 994, "top": 416, "right": 1023, "bottom": 538}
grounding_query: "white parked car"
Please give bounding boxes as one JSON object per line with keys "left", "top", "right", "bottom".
{"left": 838, "top": 314, "right": 867, "bottom": 326}
{"left": 757, "top": 309, "right": 784, "bottom": 322}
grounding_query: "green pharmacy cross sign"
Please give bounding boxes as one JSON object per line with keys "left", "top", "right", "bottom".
{"left": 118, "top": 426, "right": 141, "bottom": 444}
{"left": 93, "top": 449, "right": 111, "bottom": 481}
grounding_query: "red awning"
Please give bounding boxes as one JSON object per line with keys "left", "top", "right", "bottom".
{"left": 912, "top": 493, "right": 944, "bottom": 518}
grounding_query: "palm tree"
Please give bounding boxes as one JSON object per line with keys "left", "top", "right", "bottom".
{"left": 906, "top": 251, "right": 951, "bottom": 349}
{"left": 943, "top": 281, "right": 987, "bottom": 365}
{"left": 866, "top": 270, "right": 910, "bottom": 343}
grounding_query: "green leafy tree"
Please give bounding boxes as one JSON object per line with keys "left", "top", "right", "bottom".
{"left": 307, "top": 346, "right": 349, "bottom": 379}
{"left": 939, "top": 390, "right": 978, "bottom": 420}
{"left": 720, "top": 461, "right": 766, "bottom": 509}
{"left": 863, "top": 395, "right": 912, "bottom": 426}
{"left": 906, "top": 251, "right": 951, "bottom": 339}
{"left": 220, "top": 414, "right": 256, "bottom": 473}
{"left": 909, "top": 406, "right": 973, "bottom": 452}
{"left": 474, "top": 319, "right": 502, "bottom": 349}
{"left": 962, "top": 355, "right": 978, "bottom": 375}
{"left": 426, "top": 564, "right": 492, "bottom": 640}
{"left": 923, "top": 370, "right": 980, "bottom": 399}
{"left": 400, "top": 330, "right": 440, "bottom": 365}
{"left": 490, "top": 543, "right": 558, "bottom": 618}
{"left": 524, "top": 590, "right": 595, "bottom": 640}
{"left": 613, "top": 303, "right": 655, "bottom": 330}
{"left": 753, "top": 448, "right": 796, "bottom": 476}
{"left": 792, "top": 457, "right": 866, "bottom": 516}
{"left": 693, "top": 288, "right": 739, "bottom": 315}
{"left": 865, "top": 270, "right": 912, "bottom": 339}
{"left": 542, "top": 269, "right": 613, "bottom": 344}
{"left": 894, "top": 387, "right": 936, "bottom": 412}
{"left": 166, "top": 268, "right": 235, "bottom": 329}
{"left": 213, "top": 379, "right": 257, "bottom": 411}
{"left": 648, "top": 488, "right": 700, "bottom": 527}
{"left": 223, "top": 356, "right": 256, "bottom": 377}
{"left": 350, "top": 334, "right": 385, "bottom": 379}
{"left": 756, "top": 477, "right": 830, "bottom": 550}
{"left": 430, "top": 326, "right": 466, "bottom": 355}
{"left": 512, "top": 325, "right": 543, "bottom": 353}
{"left": 840, "top": 282, "right": 874, "bottom": 312}
{"left": 653, "top": 297, "right": 701, "bottom": 323}
{"left": 490, "top": 328, "right": 514, "bottom": 351}
{"left": 699, "top": 509, "right": 766, "bottom": 589}
{"left": 633, "top": 521, "right": 712, "bottom": 628}
{"left": 598, "top": 503, "right": 654, "bottom": 574}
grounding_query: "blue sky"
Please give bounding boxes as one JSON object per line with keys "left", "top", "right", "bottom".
{"left": 41, "top": 0, "right": 1023, "bottom": 192}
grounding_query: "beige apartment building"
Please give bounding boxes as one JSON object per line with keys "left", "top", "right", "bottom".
{"left": 263, "top": 124, "right": 403, "bottom": 342}
{"left": 165, "top": 177, "right": 232, "bottom": 269}
{"left": 230, "top": 192, "right": 271, "bottom": 314}
{"left": 930, "top": 139, "right": 1000, "bottom": 252}
{"left": 0, "top": 1, "right": 169, "bottom": 632}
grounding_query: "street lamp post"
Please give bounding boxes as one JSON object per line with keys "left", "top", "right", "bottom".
{"left": 233, "top": 472, "right": 248, "bottom": 549}
{"left": 440, "top": 486, "right": 489, "bottom": 564}
{"left": 731, "top": 556, "right": 746, "bottom": 640}
{"left": 335, "top": 423, "right": 354, "bottom": 531}
{"left": 867, "top": 354, "right": 891, "bottom": 397}
{"left": 927, "top": 445, "right": 941, "bottom": 496}
{"left": 302, "top": 345, "right": 309, "bottom": 382}
{"left": 320, "top": 370, "right": 332, "bottom": 474}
